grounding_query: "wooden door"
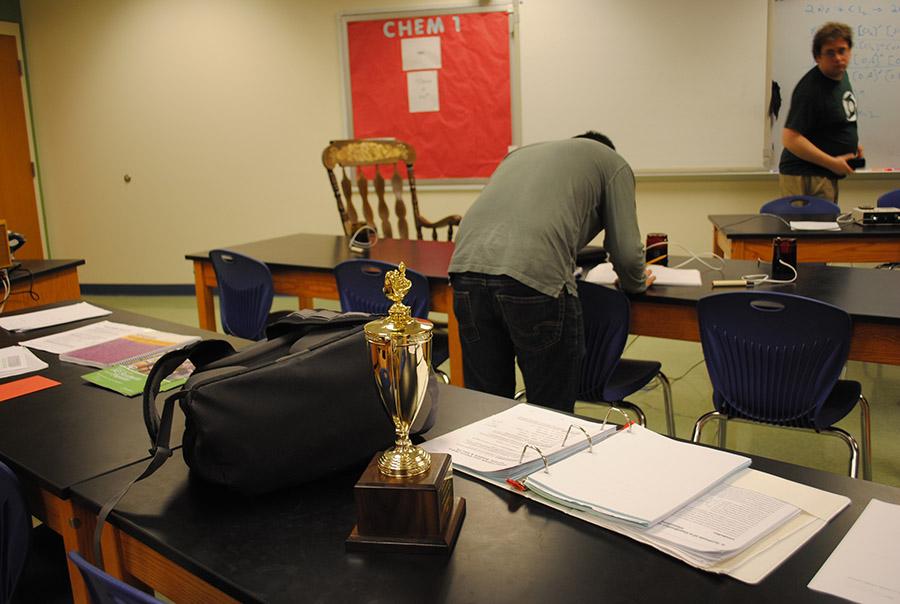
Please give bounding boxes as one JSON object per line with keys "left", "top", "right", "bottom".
{"left": 0, "top": 34, "right": 44, "bottom": 259}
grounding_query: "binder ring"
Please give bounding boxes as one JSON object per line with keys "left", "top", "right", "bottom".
{"left": 600, "top": 407, "right": 633, "bottom": 432}
{"left": 519, "top": 444, "right": 550, "bottom": 473}
{"left": 563, "top": 424, "right": 594, "bottom": 453}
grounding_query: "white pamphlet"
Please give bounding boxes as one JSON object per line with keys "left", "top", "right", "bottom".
{"left": 0, "top": 302, "right": 112, "bottom": 332}
{"left": 583, "top": 262, "right": 701, "bottom": 287}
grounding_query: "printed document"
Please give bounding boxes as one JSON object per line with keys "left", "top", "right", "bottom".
{"left": 809, "top": 499, "right": 900, "bottom": 603}
{"left": 0, "top": 302, "right": 111, "bottom": 332}
{"left": 583, "top": 262, "right": 702, "bottom": 287}
{"left": 0, "top": 346, "right": 48, "bottom": 379}
{"left": 23, "top": 321, "right": 154, "bottom": 354}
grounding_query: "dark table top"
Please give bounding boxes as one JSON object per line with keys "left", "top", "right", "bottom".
{"left": 71, "top": 384, "right": 900, "bottom": 604}
{"left": 186, "top": 233, "right": 455, "bottom": 281}
{"left": 632, "top": 257, "right": 900, "bottom": 325}
{"left": 709, "top": 214, "right": 900, "bottom": 239}
{"left": 0, "top": 302, "right": 245, "bottom": 497}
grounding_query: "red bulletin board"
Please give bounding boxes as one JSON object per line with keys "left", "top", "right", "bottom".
{"left": 344, "top": 9, "right": 513, "bottom": 180}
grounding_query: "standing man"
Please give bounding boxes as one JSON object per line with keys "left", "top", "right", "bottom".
{"left": 779, "top": 22, "right": 862, "bottom": 203}
{"left": 448, "top": 132, "right": 652, "bottom": 412}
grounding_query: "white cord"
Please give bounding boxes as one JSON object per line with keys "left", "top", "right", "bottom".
{"left": 740, "top": 258, "right": 798, "bottom": 285}
{"left": 348, "top": 224, "right": 378, "bottom": 251}
{"left": 0, "top": 270, "right": 9, "bottom": 314}
{"left": 645, "top": 240, "right": 726, "bottom": 271}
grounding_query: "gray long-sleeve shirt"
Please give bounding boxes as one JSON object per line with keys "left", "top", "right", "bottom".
{"left": 448, "top": 138, "right": 647, "bottom": 296}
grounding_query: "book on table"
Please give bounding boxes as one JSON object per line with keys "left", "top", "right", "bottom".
{"left": 81, "top": 355, "right": 195, "bottom": 397}
{"left": 58, "top": 327, "right": 200, "bottom": 369}
{"left": 421, "top": 404, "right": 850, "bottom": 583}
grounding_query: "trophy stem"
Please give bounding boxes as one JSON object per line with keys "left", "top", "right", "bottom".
{"left": 378, "top": 426, "right": 431, "bottom": 477}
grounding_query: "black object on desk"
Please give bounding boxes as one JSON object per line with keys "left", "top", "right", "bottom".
{"left": 71, "top": 384, "right": 900, "bottom": 604}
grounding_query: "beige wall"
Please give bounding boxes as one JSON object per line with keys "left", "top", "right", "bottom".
{"left": 19, "top": 1, "right": 900, "bottom": 284}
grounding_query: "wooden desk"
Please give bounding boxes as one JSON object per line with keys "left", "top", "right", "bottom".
{"left": 0, "top": 304, "right": 243, "bottom": 604}
{"left": 71, "top": 384, "right": 900, "bottom": 603}
{"left": 630, "top": 258, "right": 900, "bottom": 366}
{"left": 186, "top": 234, "right": 462, "bottom": 383}
{"left": 2, "top": 259, "right": 84, "bottom": 313}
{"left": 709, "top": 214, "right": 900, "bottom": 262}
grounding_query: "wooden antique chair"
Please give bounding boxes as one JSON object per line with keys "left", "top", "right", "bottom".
{"left": 322, "top": 139, "right": 461, "bottom": 241}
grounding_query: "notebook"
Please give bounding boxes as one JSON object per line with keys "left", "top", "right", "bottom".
{"left": 60, "top": 329, "right": 200, "bottom": 369}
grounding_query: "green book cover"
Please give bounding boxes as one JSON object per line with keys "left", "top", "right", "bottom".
{"left": 82, "top": 358, "right": 194, "bottom": 397}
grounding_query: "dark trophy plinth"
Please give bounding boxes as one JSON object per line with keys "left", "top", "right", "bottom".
{"left": 347, "top": 453, "right": 465, "bottom": 553}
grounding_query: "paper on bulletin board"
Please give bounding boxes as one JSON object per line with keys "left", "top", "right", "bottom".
{"left": 346, "top": 11, "right": 512, "bottom": 179}
{"left": 407, "top": 71, "right": 439, "bottom": 113}
{"left": 402, "top": 36, "right": 441, "bottom": 71}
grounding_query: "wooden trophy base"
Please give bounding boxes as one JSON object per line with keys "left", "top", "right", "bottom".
{"left": 346, "top": 452, "right": 466, "bottom": 554}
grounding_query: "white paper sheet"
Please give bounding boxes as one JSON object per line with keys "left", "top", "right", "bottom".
{"left": 401, "top": 36, "right": 441, "bottom": 71}
{"left": 21, "top": 321, "right": 143, "bottom": 354}
{"left": 407, "top": 70, "right": 439, "bottom": 113}
{"left": 583, "top": 262, "right": 702, "bottom": 287}
{"left": 789, "top": 221, "right": 842, "bottom": 231}
{"left": 0, "top": 302, "right": 112, "bottom": 332}
{"left": 809, "top": 499, "right": 900, "bottom": 603}
{"left": 0, "top": 345, "right": 48, "bottom": 378}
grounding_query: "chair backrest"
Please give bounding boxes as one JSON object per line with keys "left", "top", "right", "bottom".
{"left": 334, "top": 259, "right": 430, "bottom": 319}
{"left": 68, "top": 551, "right": 161, "bottom": 604}
{"left": 209, "top": 249, "right": 274, "bottom": 340}
{"left": 759, "top": 195, "right": 840, "bottom": 216}
{"left": 575, "top": 281, "right": 631, "bottom": 400}
{"left": 698, "top": 291, "right": 851, "bottom": 429}
{"left": 322, "top": 139, "right": 461, "bottom": 241}
{"left": 0, "top": 461, "right": 30, "bottom": 603}
{"left": 877, "top": 189, "right": 900, "bottom": 208}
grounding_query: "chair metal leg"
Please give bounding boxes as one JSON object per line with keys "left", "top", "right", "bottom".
{"left": 822, "top": 426, "right": 860, "bottom": 479}
{"left": 657, "top": 372, "right": 675, "bottom": 438}
{"left": 717, "top": 415, "right": 727, "bottom": 449}
{"left": 514, "top": 389, "right": 526, "bottom": 401}
{"left": 691, "top": 411, "right": 723, "bottom": 444}
{"left": 435, "top": 368, "right": 450, "bottom": 385}
{"left": 859, "top": 395, "right": 872, "bottom": 481}
{"left": 618, "top": 401, "right": 646, "bottom": 427}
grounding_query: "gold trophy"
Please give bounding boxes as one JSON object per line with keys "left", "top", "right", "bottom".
{"left": 346, "top": 262, "right": 465, "bottom": 553}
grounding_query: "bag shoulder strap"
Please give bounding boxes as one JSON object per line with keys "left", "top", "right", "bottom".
{"left": 143, "top": 339, "right": 235, "bottom": 443}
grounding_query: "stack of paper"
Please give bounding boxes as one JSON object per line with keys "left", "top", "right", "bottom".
{"left": 424, "top": 407, "right": 850, "bottom": 583}
{"left": 0, "top": 346, "right": 48, "bottom": 379}
{"left": 524, "top": 424, "right": 751, "bottom": 526}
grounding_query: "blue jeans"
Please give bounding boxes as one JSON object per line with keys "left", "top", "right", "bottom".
{"left": 450, "top": 273, "right": 584, "bottom": 412}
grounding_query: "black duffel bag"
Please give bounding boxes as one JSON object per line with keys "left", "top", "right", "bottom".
{"left": 93, "top": 308, "right": 438, "bottom": 566}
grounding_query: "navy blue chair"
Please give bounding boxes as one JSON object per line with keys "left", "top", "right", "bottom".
{"left": 760, "top": 195, "right": 840, "bottom": 216}
{"left": 574, "top": 281, "right": 674, "bottom": 435}
{"left": 691, "top": 291, "right": 871, "bottom": 479}
{"left": 1, "top": 461, "right": 30, "bottom": 604}
{"left": 877, "top": 189, "right": 900, "bottom": 208}
{"left": 210, "top": 249, "right": 276, "bottom": 340}
{"left": 334, "top": 259, "right": 449, "bottom": 382}
{"left": 68, "top": 551, "right": 161, "bottom": 604}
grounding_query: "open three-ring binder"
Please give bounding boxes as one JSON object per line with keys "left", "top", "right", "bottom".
{"left": 422, "top": 404, "right": 850, "bottom": 584}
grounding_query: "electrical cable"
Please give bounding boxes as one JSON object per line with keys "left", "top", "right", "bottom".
{"left": 348, "top": 224, "right": 378, "bottom": 252}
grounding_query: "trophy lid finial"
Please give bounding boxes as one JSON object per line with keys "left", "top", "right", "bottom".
{"left": 384, "top": 262, "right": 413, "bottom": 327}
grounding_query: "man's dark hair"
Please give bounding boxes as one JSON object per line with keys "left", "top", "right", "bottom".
{"left": 574, "top": 131, "right": 615, "bottom": 150}
{"left": 812, "top": 22, "right": 853, "bottom": 58}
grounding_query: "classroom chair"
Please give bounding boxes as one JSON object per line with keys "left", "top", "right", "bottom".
{"left": 68, "top": 552, "right": 162, "bottom": 604}
{"left": 210, "top": 249, "right": 287, "bottom": 341}
{"left": 517, "top": 281, "right": 674, "bottom": 436}
{"left": 759, "top": 195, "right": 840, "bottom": 216}
{"left": 334, "top": 259, "right": 449, "bottom": 383}
{"left": 691, "top": 291, "right": 871, "bottom": 479}
{"left": 322, "top": 139, "right": 461, "bottom": 241}
{"left": 877, "top": 189, "right": 900, "bottom": 208}
{"left": 1, "top": 461, "right": 29, "bottom": 603}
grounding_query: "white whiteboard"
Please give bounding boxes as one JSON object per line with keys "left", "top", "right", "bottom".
{"left": 518, "top": 0, "right": 769, "bottom": 173}
{"left": 770, "top": 0, "right": 900, "bottom": 171}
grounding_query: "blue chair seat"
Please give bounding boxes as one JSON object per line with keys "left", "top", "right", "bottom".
{"left": 595, "top": 359, "right": 664, "bottom": 405}
{"left": 68, "top": 551, "right": 162, "bottom": 603}
{"left": 210, "top": 249, "right": 278, "bottom": 341}
{"left": 877, "top": 189, "right": 900, "bottom": 208}
{"left": 760, "top": 195, "right": 840, "bottom": 216}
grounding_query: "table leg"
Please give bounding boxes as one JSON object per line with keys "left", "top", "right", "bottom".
{"left": 192, "top": 260, "right": 217, "bottom": 331}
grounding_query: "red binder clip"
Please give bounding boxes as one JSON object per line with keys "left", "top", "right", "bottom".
{"left": 617, "top": 420, "right": 636, "bottom": 431}
{"left": 506, "top": 478, "right": 527, "bottom": 491}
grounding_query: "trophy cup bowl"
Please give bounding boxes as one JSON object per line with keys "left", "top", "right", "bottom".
{"left": 366, "top": 314, "right": 433, "bottom": 477}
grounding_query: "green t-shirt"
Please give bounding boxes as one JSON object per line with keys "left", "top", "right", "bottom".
{"left": 779, "top": 66, "right": 859, "bottom": 178}
{"left": 448, "top": 138, "right": 647, "bottom": 296}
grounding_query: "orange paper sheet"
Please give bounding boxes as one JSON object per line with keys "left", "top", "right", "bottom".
{"left": 0, "top": 375, "right": 61, "bottom": 402}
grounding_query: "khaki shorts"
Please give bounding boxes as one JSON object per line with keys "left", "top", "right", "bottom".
{"left": 778, "top": 174, "right": 839, "bottom": 203}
